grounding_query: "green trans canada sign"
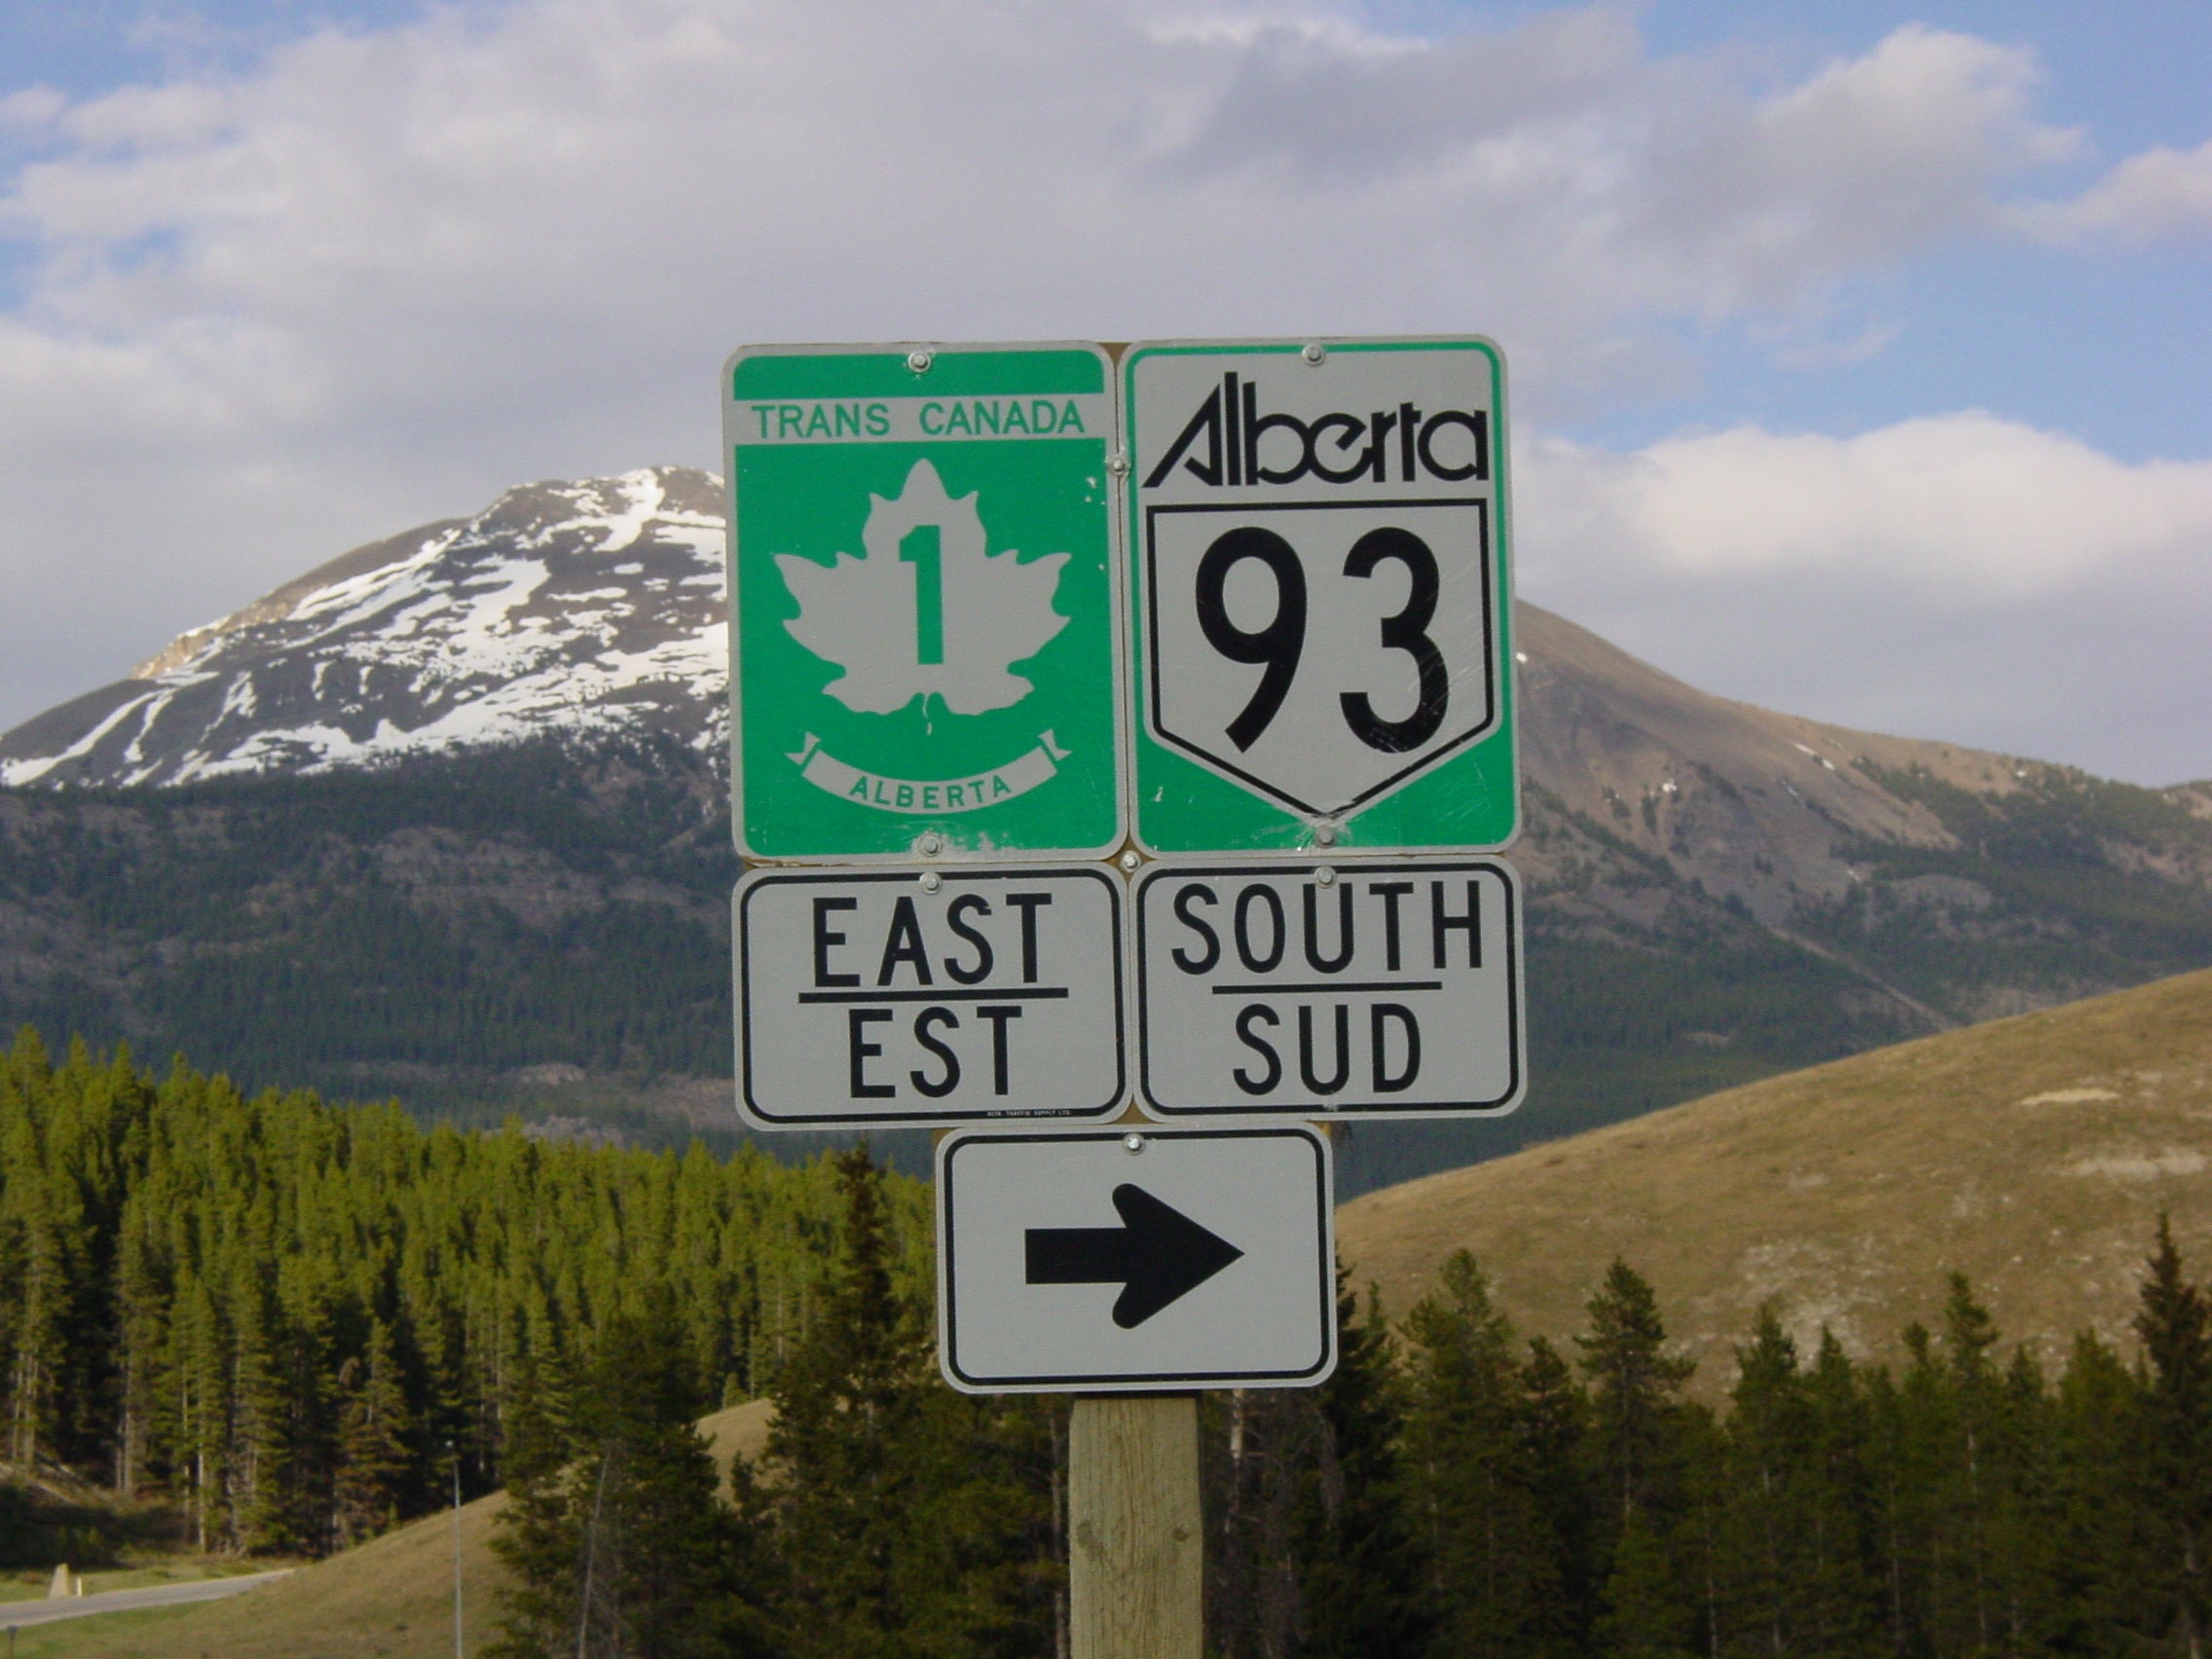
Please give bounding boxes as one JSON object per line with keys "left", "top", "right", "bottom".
{"left": 1123, "top": 338, "right": 1517, "bottom": 856}
{"left": 724, "top": 344, "right": 1124, "bottom": 862}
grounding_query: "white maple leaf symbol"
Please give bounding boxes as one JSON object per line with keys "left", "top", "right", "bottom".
{"left": 776, "top": 460, "right": 1070, "bottom": 716}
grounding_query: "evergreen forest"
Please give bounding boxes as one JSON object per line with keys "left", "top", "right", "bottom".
{"left": 6, "top": 1028, "right": 2212, "bottom": 1656}
{"left": 0, "top": 1027, "right": 927, "bottom": 1558}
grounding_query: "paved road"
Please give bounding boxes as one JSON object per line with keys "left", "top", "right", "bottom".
{"left": 0, "top": 1568, "right": 293, "bottom": 1629}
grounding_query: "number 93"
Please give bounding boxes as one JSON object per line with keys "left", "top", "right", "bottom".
{"left": 1193, "top": 526, "right": 1450, "bottom": 756}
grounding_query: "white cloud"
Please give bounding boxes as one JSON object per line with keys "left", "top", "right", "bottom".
{"left": 1520, "top": 414, "right": 2212, "bottom": 783}
{"left": 1531, "top": 414, "right": 2212, "bottom": 599}
{"left": 0, "top": 85, "right": 66, "bottom": 132}
{"left": 1615, "top": 24, "right": 2075, "bottom": 319}
{"left": 2018, "top": 137, "right": 2212, "bottom": 248}
{"left": 0, "top": 0, "right": 2201, "bottom": 783}
{"left": 0, "top": 4, "right": 2092, "bottom": 442}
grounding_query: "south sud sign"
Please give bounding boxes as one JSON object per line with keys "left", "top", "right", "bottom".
{"left": 1132, "top": 858, "right": 1524, "bottom": 1120}
{"left": 725, "top": 344, "right": 1124, "bottom": 861}
{"left": 1124, "top": 339, "right": 1517, "bottom": 856}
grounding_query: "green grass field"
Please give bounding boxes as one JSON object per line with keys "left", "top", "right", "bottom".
{"left": 11, "top": 1402, "right": 769, "bottom": 1659}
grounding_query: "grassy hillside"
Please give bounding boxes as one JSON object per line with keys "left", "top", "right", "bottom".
{"left": 1338, "top": 964, "right": 2212, "bottom": 1392}
{"left": 16, "top": 1402, "right": 772, "bottom": 1658}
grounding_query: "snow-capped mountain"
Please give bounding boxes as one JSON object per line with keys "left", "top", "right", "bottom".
{"left": 9, "top": 460, "right": 2208, "bottom": 940}
{"left": 0, "top": 468, "right": 727, "bottom": 788}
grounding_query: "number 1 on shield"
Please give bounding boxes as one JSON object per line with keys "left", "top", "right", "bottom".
{"left": 900, "top": 525, "right": 944, "bottom": 665}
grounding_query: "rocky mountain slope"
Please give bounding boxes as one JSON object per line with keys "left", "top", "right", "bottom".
{"left": 1508, "top": 605, "right": 2212, "bottom": 1014}
{"left": 3, "top": 466, "right": 2210, "bottom": 1188}
{"left": 0, "top": 468, "right": 725, "bottom": 789}
{"left": 1338, "top": 965, "right": 2212, "bottom": 1393}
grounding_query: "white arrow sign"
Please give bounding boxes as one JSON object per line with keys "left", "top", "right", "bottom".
{"left": 937, "top": 1124, "right": 1337, "bottom": 1393}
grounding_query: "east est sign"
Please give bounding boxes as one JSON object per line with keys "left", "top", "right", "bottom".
{"left": 1124, "top": 339, "right": 1516, "bottom": 856}
{"left": 725, "top": 343, "right": 1124, "bottom": 862}
{"left": 735, "top": 866, "right": 1125, "bottom": 1130}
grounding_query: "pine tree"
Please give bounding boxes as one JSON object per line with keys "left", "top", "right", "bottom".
{"left": 1292, "top": 1275, "right": 1429, "bottom": 1659}
{"left": 2134, "top": 1215, "right": 2212, "bottom": 1659}
{"left": 1206, "top": 1383, "right": 1321, "bottom": 1659}
{"left": 1398, "top": 1249, "right": 1554, "bottom": 1659}
{"left": 1938, "top": 1273, "right": 2003, "bottom": 1658}
{"left": 1705, "top": 1309, "right": 1882, "bottom": 1658}
{"left": 1602, "top": 1506, "right": 1697, "bottom": 1659}
{"left": 766, "top": 1143, "right": 1052, "bottom": 1659}
{"left": 2, "top": 1191, "right": 65, "bottom": 1471}
{"left": 167, "top": 1268, "right": 229, "bottom": 1552}
{"left": 229, "top": 1266, "right": 299, "bottom": 1553}
{"left": 111, "top": 1201, "right": 166, "bottom": 1496}
{"left": 491, "top": 1306, "right": 771, "bottom": 1659}
{"left": 39, "top": 1019, "right": 2212, "bottom": 1652}
{"left": 1578, "top": 1261, "right": 1696, "bottom": 1529}
{"left": 2049, "top": 1329, "right": 2147, "bottom": 1653}
{"left": 333, "top": 1318, "right": 414, "bottom": 1547}
{"left": 766, "top": 1144, "right": 922, "bottom": 1658}
{"left": 1519, "top": 1336, "right": 1595, "bottom": 1658}
{"left": 1716, "top": 1307, "right": 1813, "bottom": 1657}
{"left": 489, "top": 1346, "right": 582, "bottom": 1657}
{"left": 1988, "top": 1343, "right": 2061, "bottom": 1654}
{"left": 571, "top": 1299, "right": 761, "bottom": 1659}
{"left": 1576, "top": 1260, "right": 1697, "bottom": 1659}
{"left": 1868, "top": 1324, "right": 1945, "bottom": 1655}
{"left": 0, "top": 1026, "right": 898, "bottom": 1564}
{"left": 1797, "top": 1329, "right": 1879, "bottom": 1657}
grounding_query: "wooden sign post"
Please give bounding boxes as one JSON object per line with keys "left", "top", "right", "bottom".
{"left": 1068, "top": 1394, "right": 1202, "bottom": 1659}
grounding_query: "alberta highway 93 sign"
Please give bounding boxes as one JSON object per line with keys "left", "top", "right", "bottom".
{"left": 1124, "top": 338, "right": 1516, "bottom": 856}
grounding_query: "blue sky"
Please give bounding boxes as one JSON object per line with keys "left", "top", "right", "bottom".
{"left": 1621, "top": 2, "right": 2212, "bottom": 462}
{"left": 0, "top": 1, "right": 2207, "bottom": 781}
{"left": 2, "top": 1, "right": 426, "bottom": 93}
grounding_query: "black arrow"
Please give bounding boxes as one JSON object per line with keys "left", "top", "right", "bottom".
{"left": 1025, "top": 1184, "right": 1245, "bottom": 1328}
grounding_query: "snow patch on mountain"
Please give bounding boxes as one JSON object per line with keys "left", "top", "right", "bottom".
{"left": 0, "top": 467, "right": 731, "bottom": 789}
